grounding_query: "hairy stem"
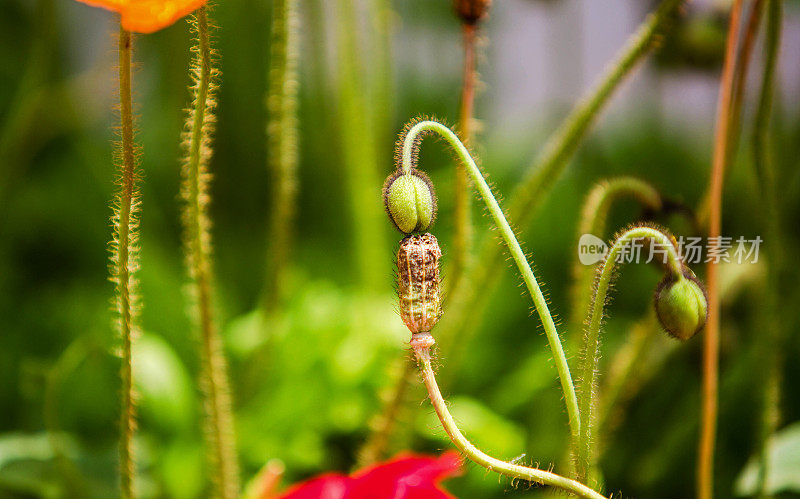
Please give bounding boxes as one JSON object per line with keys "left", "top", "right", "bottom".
{"left": 576, "top": 179, "right": 662, "bottom": 249}
{"left": 452, "top": 22, "right": 478, "bottom": 291}
{"left": 436, "top": 0, "right": 685, "bottom": 363}
{"left": 575, "top": 226, "right": 683, "bottom": 482}
{"left": 752, "top": 1, "right": 783, "bottom": 496}
{"left": 570, "top": 178, "right": 662, "bottom": 332}
{"left": 181, "top": 10, "right": 239, "bottom": 498}
{"left": 264, "top": 0, "right": 300, "bottom": 312}
{"left": 699, "top": 1, "right": 744, "bottom": 497}
{"left": 400, "top": 119, "right": 580, "bottom": 443}
{"left": 113, "top": 26, "right": 138, "bottom": 499}
{"left": 412, "top": 342, "right": 605, "bottom": 499}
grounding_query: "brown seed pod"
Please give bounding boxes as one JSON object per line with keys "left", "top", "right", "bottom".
{"left": 397, "top": 233, "right": 442, "bottom": 334}
{"left": 454, "top": 0, "right": 491, "bottom": 24}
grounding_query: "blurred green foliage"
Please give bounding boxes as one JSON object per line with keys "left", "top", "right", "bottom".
{"left": 1, "top": 0, "right": 799, "bottom": 497}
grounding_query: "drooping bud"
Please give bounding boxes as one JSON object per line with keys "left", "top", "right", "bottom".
{"left": 654, "top": 270, "right": 708, "bottom": 341}
{"left": 383, "top": 169, "right": 437, "bottom": 234}
{"left": 454, "top": 0, "right": 492, "bottom": 24}
{"left": 397, "top": 233, "right": 442, "bottom": 334}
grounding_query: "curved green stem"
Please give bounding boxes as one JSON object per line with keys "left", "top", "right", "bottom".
{"left": 114, "top": 26, "right": 138, "bottom": 499}
{"left": 571, "top": 178, "right": 662, "bottom": 332}
{"left": 412, "top": 343, "right": 605, "bottom": 499}
{"left": 576, "top": 179, "right": 662, "bottom": 241}
{"left": 575, "top": 226, "right": 682, "bottom": 482}
{"left": 435, "top": 0, "right": 685, "bottom": 367}
{"left": 400, "top": 119, "right": 580, "bottom": 442}
{"left": 181, "top": 10, "right": 239, "bottom": 498}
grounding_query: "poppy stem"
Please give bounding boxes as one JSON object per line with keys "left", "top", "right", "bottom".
{"left": 575, "top": 226, "right": 683, "bottom": 483}
{"left": 399, "top": 119, "right": 581, "bottom": 446}
{"left": 570, "top": 178, "right": 662, "bottom": 337}
{"left": 412, "top": 340, "right": 606, "bottom": 499}
{"left": 700, "top": 1, "right": 745, "bottom": 497}
{"left": 451, "top": 22, "right": 478, "bottom": 294}
{"left": 181, "top": 9, "right": 240, "bottom": 498}
{"left": 434, "top": 0, "right": 685, "bottom": 376}
{"left": 114, "top": 25, "right": 138, "bottom": 499}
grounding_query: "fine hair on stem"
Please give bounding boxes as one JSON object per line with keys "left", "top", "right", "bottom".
{"left": 570, "top": 177, "right": 662, "bottom": 335}
{"left": 435, "top": 0, "right": 686, "bottom": 364}
{"left": 110, "top": 25, "right": 140, "bottom": 499}
{"left": 412, "top": 339, "right": 605, "bottom": 499}
{"left": 180, "top": 9, "right": 240, "bottom": 498}
{"left": 575, "top": 225, "right": 683, "bottom": 483}
{"left": 396, "top": 118, "right": 581, "bottom": 444}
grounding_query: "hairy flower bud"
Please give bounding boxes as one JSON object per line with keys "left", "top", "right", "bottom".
{"left": 383, "top": 169, "right": 437, "bottom": 234}
{"left": 654, "top": 271, "right": 708, "bottom": 341}
{"left": 397, "top": 233, "right": 442, "bottom": 334}
{"left": 454, "top": 0, "right": 491, "bottom": 24}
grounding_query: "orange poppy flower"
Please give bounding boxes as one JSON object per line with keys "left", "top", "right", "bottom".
{"left": 76, "top": 0, "right": 207, "bottom": 33}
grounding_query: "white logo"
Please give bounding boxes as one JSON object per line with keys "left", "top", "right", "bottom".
{"left": 578, "top": 234, "right": 608, "bottom": 266}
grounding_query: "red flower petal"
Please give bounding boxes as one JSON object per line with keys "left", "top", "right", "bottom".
{"left": 275, "top": 473, "right": 349, "bottom": 499}
{"left": 275, "top": 452, "right": 462, "bottom": 499}
{"left": 350, "top": 452, "right": 462, "bottom": 498}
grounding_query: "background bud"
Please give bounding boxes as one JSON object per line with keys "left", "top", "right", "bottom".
{"left": 383, "top": 169, "right": 437, "bottom": 234}
{"left": 654, "top": 272, "right": 708, "bottom": 341}
{"left": 454, "top": 0, "right": 492, "bottom": 24}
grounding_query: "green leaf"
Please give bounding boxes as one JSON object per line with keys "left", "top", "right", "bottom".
{"left": 735, "top": 421, "right": 800, "bottom": 495}
{"left": 0, "top": 432, "right": 79, "bottom": 498}
{"left": 133, "top": 334, "right": 194, "bottom": 431}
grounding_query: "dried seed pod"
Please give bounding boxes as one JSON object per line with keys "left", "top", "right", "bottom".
{"left": 397, "top": 233, "right": 442, "bottom": 334}
{"left": 454, "top": 0, "right": 491, "bottom": 24}
{"left": 654, "top": 269, "right": 708, "bottom": 341}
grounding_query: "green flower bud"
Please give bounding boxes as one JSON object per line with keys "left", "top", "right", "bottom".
{"left": 654, "top": 271, "right": 708, "bottom": 341}
{"left": 382, "top": 169, "right": 437, "bottom": 234}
